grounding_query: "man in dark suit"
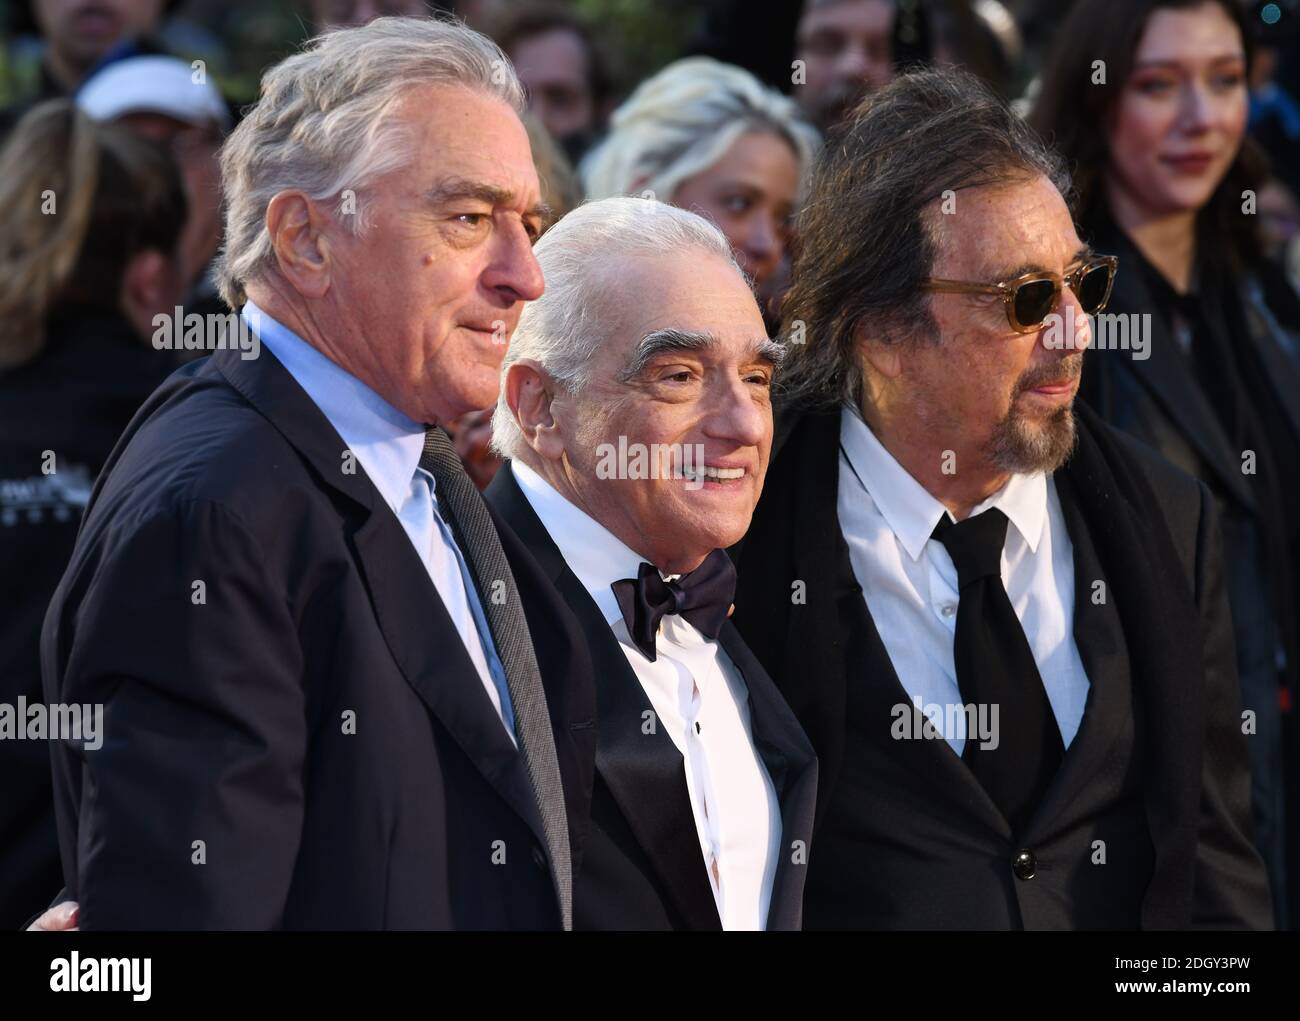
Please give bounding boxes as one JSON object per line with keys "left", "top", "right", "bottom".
{"left": 733, "top": 67, "right": 1272, "bottom": 929}
{"left": 484, "top": 196, "right": 817, "bottom": 929}
{"left": 38, "top": 18, "right": 581, "bottom": 929}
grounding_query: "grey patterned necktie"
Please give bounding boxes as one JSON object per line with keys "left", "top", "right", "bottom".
{"left": 419, "top": 426, "right": 572, "bottom": 930}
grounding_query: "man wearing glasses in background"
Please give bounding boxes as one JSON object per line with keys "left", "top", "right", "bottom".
{"left": 732, "top": 67, "right": 1272, "bottom": 930}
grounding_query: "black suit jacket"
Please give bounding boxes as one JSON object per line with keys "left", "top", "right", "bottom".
{"left": 40, "top": 345, "right": 595, "bottom": 929}
{"left": 732, "top": 402, "right": 1272, "bottom": 929}
{"left": 486, "top": 463, "right": 818, "bottom": 930}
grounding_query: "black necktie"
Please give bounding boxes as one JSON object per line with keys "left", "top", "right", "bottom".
{"left": 932, "top": 507, "right": 1064, "bottom": 834}
{"left": 611, "top": 548, "right": 736, "bottom": 661}
{"left": 419, "top": 427, "right": 572, "bottom": 929}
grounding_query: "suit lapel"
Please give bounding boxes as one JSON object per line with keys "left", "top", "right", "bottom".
{"left": 1024, "top": 470, "right": 1132, "bottom": 834}
{"left": 718, "top": 623, "right": 816, "bottom": 930}
{"left": 486, "top": 465, "right": 720, "bottom": 929}
{"left": 214, "top": 346, "right": 545, "bottom": 846}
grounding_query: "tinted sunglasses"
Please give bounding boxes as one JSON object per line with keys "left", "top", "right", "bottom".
{"left": 923, "top": 254, "right": 1119, "bottom": 334}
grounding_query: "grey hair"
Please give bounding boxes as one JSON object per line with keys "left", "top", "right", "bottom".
{"left": 580, "top": 57, "right": 820, "bottom": 204}
{"left": 215, "top": 15, "right": 524, "bottom": 308}
{"left": 490, "top": 195, "right": 742, "bottom": 460}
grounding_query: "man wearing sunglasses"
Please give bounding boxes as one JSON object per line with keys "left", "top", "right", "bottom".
{"left": 732, "top": 67, "right": 1272, "bottom": 929}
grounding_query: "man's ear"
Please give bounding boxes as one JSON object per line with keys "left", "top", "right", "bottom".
{"left": 265, "top": 191, "right": 333, "bottom": 299}
{"left": 504, "top": 359, "right": 566, "bottom": 462}
{"left": 854, "top": 319, "right": 903, "bottom": 380}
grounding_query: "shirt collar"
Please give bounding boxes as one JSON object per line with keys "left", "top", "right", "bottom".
{"left": 838, "top": 404, "right": 1047, "bottom": 559}
{"left": 510, "top": 459, "right": 650, "bottom": 626}
{"left": 242, "top": 301, "right": 425, "bottom": 515}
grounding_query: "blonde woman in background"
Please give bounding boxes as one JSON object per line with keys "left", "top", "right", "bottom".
{"left": 581, "top": 57, "right": 819, "bottom": 322}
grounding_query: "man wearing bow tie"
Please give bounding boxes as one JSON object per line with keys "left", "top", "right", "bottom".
{"left": 485, "top": 196, "right": 817, "bottom": 930}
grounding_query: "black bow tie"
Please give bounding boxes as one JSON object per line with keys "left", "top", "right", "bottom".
{"left": 611, "top": 549, "right": 737, "bottom": 662}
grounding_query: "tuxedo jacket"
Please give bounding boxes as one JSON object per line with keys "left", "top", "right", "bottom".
{"left": 486, "top": 463, "right": 818, "bottom": 930}
{"left": 731, "top": 401, "right": 1272, "bottom": 930}
{"left": 40, "top": 345, "right": 596, "bottom": 929}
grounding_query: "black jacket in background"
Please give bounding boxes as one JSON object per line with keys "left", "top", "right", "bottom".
{"left": 1079, "top": 210, "right": 1300, "bottom": 926}
{"left": 0, "top": 310, "right": 179, "bottom": 930}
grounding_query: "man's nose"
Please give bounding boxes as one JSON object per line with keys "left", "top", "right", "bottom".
{"left": 485, "top": 219, "right": 545, "bottom": 304}
{"left": 1050, "top": 284, "right": 1093, "bottom": 354}
{"left": 706, "top": 376, "right": 770, "bottom": 448}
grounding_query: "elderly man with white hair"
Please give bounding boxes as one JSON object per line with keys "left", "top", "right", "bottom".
{"left": 485, "top": 196, "right": 817, "bottom": 930}
{"left": 38, "top": 16, "right": 583, "bottom": 930}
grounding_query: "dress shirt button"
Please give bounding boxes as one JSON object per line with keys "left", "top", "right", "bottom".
{"left": 940, "top": 603, "right": 957, "bottom": 618}
{"left": 1012, "top": 848, "right": 1036, "bottom": 880}
{"left": 531, "top": 844, "right": 547, "bottom": 871}
{"left": 694, "top": 721, "right": 702, "bottom": 735}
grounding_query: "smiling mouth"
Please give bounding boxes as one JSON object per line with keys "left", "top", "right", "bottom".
{"left": 677, "top": 465, "right": 748, "bottom": 483}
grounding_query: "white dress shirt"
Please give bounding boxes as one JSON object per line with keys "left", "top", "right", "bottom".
{"left": 837, "top": 405, "right": 1091, "bottom": 756}
{"left": 242, "top": 302, "right": 515, "bottom": 742}
{"left": 511, "top": 459, "right": 781, "bottom": 930}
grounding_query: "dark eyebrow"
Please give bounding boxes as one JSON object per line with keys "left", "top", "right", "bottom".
{"left": 423, "top": 177, "right": 551, "bottom": 224}
{"left": 617, "top": 329, "right": 714, "bottom": 382}
{"left": 991, "top": 246, "right": 1092, "bottom": 282}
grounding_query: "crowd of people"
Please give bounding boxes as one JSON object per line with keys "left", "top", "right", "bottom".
{"left": 1, "top": 0, "right": 1298, "bottom": 932}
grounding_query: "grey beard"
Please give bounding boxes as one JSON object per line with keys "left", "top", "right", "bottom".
{"left": 984, "top": 403, "right": 1078, "bottom": 475}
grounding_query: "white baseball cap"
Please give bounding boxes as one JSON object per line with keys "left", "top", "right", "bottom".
{"left": 77, "top": 55, "right": 231, "bottom": 131}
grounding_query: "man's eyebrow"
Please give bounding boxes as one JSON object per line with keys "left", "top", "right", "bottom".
{"left": 423, "top": 178, "right": 551, "bottom": 222}
{"left": 617, "top": 329, "right": 715, "bottom": 382}
{"left": 616, "top": 329, "right": 784, "bottom": 382}
{"left": 750, "top": 337, "right": 786, "bottom": 367}
{"left": 991, "top": 246, "right": 1093, "bottom": 282}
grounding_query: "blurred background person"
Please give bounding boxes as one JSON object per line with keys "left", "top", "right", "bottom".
{"left": 0, "top": 99, "right": 188, "bottom": 929}
{"left": 1032, "top": 0, "right": 1300, "bottom": 927}
{"left": 493, "top": 2, "right": 617, "bottom": 165}
{"left": 76, "top": 53, "right": 229, "bottom": 316}
{"left": 307, "top": 0, "right": 441, "bottom": 32}
{"left": 582, "top": 56, "right": 820, "bottom": 327}
{"left": 0, "top": 0, "right": 179, "bottom": 136}
{"left": 794, "top": 0, "right": 901, "bottom": 132}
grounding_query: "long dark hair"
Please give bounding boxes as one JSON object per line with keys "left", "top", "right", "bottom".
{"left": 1028, "top": 0, "right": 1267, "bottom": 268}
{"left": 779, "top": 66, "right": 1068, "bottom": 410}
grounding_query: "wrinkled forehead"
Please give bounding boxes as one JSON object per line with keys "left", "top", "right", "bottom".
{"left": 398, "top": 85, "right": 541, "bottom": 205}
{"left": 927, "top": 173, "right": 1083, "bottom": 278}
{"left": 592, "top": 253, "right": 767, "bottom": 360}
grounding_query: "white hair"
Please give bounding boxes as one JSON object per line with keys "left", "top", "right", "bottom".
{"left": 580, "top": 56, "right": 820, "bottom": 204}
{"left": 215, "top": 15, "right": 523, "bottom": 308}
{"left": 490, "top": 196, "right": 741, "bottom": 461}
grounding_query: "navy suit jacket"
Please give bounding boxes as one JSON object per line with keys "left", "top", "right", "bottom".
{"left": 41, "top": 344, "right": 596, "bottom": 929}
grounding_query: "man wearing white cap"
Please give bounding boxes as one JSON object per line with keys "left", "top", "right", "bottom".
{"left": 77, "top": 54, "right": 230, "bottom": 302}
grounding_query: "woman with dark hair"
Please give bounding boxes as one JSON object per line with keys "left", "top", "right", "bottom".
{"left": 0, "top": 99, "right": 188, "bottom": 929}
{"left": 1031, "top": 0, "right": 1300, "bottom": 927}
